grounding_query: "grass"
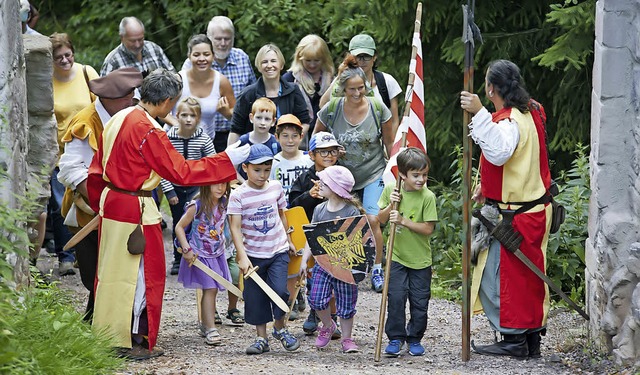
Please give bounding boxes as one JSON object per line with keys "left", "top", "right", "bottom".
{"left": 0, "top": 279, "right": 124, "bottom": 375}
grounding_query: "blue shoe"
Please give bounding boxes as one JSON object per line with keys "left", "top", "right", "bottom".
{"left": 246, "top": 337, "right": 270, "bottom": 355}
{"left": 408, "top": 342, "right": 425, "bottom": 356}
{"left": 371, "top": 268, "right": 384, "bottom": 293}
{"left": 273, "top": 327, "right": 300, "bottom": 351}
{"left": 303, "top": 310, "right": 318, "bottom": 335}
{"left": 384, "top": 339, "right": 403, "bottom": 356}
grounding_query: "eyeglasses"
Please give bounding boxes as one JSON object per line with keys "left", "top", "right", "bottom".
{"left": 53, "top": 52, "right": 74, "bottom": 63}
{"left": 314, "top": 149, "right": 339, "bottom": 157}
{"left": 356, "top": 54, "right": 373, "bottom": 62}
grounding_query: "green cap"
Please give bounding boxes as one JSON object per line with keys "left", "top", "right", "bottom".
{"left": 349, "top": 34, "right": 376, "bottom": 56}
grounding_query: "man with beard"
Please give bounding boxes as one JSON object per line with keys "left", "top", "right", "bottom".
{"left": 182, "top": 16, "right": 256, "bottom": 151}
{"left": 100, "top": 16, "right": 175, "bottom": 76}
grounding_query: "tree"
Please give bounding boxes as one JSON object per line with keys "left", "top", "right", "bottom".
{"left": 32, "top": 0, "right": 594, "bottom": 181}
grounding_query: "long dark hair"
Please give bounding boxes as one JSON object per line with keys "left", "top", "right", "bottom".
{"left": 486, "top": 60, "right": 530, "bottom": 113}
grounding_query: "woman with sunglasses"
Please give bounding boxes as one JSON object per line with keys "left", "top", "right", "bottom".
{"left": 320, "top": 34, "right": 402, "bottom": 137}
{"left": 49, "top": 32, "right": 99, "bottom": 276}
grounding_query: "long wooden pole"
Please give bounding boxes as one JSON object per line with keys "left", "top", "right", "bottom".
{"left": 461, "top": 0, "right": 477, "bottom": 362}
{"left": 374, "top": 2, "right": 422, "bottom": 362}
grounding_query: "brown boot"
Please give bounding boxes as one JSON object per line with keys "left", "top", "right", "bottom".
{"left": 471, "top": 333, "right": 528, "bottom": 359}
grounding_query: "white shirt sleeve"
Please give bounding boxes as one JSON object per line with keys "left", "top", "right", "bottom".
{"left": 381, "top": 72, "right": 402, "bottom": 99}
{"left": 58, "top": 138, "right": 95, "bottom": 190}
{"left": 469, "top": 107, "right": 520, "bottom": 166}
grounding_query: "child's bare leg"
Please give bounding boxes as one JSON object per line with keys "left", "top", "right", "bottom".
{"left": 316, "top": 308, "right": 333, "bottom": 328}
{"left": 339, "top": 317, "right": 354, "bottom": 339}
{"left": 201, "top": 288, "right": 218, "bottom": 330}
{"left": 256, "top": 323, "right": 267, "bottom": 339}
{"left": 228, "top": 291, "right": 238, "bottom": 310}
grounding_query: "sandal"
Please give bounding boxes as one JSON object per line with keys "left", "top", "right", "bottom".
{"left": 205, "top": 328, "right": 222, "bottom": 346}
{"left": 226, "top": 308, "right": 245, "bottom": 326}
{"left": 214, "top": 311, "right": 222, "bottom": 325}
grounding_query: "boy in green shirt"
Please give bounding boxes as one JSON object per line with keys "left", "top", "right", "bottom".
{"left": 377, "top": 147, "right": 438, "bottom": 357}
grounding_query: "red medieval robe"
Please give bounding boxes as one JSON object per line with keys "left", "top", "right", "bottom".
{"left": 471, "top": 103, "right": 552, "bottom": 329}
{"left": 87, "top": 106, "right": 236, "bottom": 349}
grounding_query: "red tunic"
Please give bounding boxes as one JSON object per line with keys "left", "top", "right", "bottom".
{"left": 87, "top": 107, "right": 236, "bottom": 349}
{"left": 479, "top": 103, "right": 551, "bottom": 329}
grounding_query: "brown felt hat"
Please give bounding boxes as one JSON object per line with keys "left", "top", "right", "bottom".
{"left": 88, "top": 68, "right": 143, "bottom": 99}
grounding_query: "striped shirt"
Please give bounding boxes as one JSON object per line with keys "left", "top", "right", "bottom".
{"left": 182, "top": 48, "right": 256, "bottom": 132}
{"left": 100, "top": 41, "right": 175, "bottom": 76}
{"left": 159, "top": 127, "right": 216, "bottom": 194}
{"left": 227, "top": 181, "right": 288, "bottom": 258}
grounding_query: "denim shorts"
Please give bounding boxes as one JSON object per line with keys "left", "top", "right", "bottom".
{"left": 243, "top": 252, "right": 290, "bottom": 325}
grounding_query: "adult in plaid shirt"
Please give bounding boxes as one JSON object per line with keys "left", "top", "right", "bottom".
{"left": 182, "top": 16, "right": 257, "bottom": 152}
{"left": 100, "top": 17, "right": 175, "bottom": 77}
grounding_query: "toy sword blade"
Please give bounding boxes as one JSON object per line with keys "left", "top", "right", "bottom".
{"left": 244, "top": 266, "right": 290, "bottom": 313}
{"left": 472, "top": 210, "right": 589, "bottom": 321}
{"left": 179, "top": 248, "right": 243, "bottom": 300}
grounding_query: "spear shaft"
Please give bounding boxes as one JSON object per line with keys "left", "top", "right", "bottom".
{"left": 373, "top": 2, "right": 422, "bottom": 362}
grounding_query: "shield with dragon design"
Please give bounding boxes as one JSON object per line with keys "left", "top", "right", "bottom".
{"left": 303, "top": 215, "right": 375, "bottom": 284}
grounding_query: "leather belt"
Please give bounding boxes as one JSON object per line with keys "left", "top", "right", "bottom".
{"left": 107, "top": 183, "right": 153, "bottom": 197}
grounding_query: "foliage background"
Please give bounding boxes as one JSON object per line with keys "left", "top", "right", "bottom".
{"left": 33, "top": 0, "right": 594, "bottom": 181}
{"left": 29, "top": 0, "right": 592, "bottom": 302}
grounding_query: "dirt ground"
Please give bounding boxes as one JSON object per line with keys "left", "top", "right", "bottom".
{"left": 38, "top": 223, "right": 627, "bottom": 375}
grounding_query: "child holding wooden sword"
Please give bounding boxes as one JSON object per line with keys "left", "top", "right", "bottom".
{"left": 175, "top": 182, "right": 232, "bottom": 346}
{"left": 228, "top": 143, "right": 299, "bottom": 355}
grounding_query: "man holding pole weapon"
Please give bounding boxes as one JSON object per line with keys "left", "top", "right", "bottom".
{"left": 460, "top": 60, "right": 555, "bottom": 359}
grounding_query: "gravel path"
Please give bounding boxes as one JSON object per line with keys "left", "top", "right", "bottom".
{"left": 39, "top": 225, "right": 622, "bottom": 375}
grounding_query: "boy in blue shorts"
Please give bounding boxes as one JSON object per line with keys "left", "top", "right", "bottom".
{"left": 229, "top": 143, "right": 299, "bottom": 355}
{"left": 377, "top": 147, "right": 438, "bottom": 357}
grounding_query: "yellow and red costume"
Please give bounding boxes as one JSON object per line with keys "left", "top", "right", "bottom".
{"left": 471, "top": 101, "right": 552, "bottom": 330}
{"left": 87, "top": 107, "right": 236, "bottom": 349}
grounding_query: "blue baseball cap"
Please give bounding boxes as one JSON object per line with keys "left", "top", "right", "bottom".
{"left": 309, "top": 132, "right": 341, "bottom": 151}
{"left": 245, "top": 143, "right": 274, "bottom": 164}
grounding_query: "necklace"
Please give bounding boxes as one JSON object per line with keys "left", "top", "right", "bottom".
{"left": 136, "top": 104, "right": 151, "bottom": 116}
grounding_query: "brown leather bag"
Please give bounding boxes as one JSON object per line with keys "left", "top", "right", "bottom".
{"left": 127, "top": 202, "right": 146, "bottom": 255}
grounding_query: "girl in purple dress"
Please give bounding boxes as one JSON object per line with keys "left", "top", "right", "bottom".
{"left": 175, "top": 182, "right": 231, "bottom": 346}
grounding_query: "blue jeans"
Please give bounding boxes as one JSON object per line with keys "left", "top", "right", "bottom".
{"left": 48, "top": 167, "right": 75, "bottom": 263}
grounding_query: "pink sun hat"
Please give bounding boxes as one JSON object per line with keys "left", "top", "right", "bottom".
{"left": 317, "top": 165, "right": 355, "bottom": 199}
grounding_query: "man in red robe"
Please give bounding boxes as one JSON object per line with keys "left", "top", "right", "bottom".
{"left": 87, "top": 69, "right": 249, "bottom": 360}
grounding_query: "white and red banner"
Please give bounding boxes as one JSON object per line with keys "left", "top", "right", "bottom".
{"left": 383, "top": 31, "right": 427, "bottom": 185}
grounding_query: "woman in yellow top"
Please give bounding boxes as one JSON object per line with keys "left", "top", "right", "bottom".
{"left": 51, "top": 32, "right": 99, "bottom": 155}
{"left": 49, "top": 32, "right": 98, "bottom": 276}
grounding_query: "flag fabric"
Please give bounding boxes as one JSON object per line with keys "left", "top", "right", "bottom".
{"left": 382, "top": 31, "right": 427, "bottom": 185}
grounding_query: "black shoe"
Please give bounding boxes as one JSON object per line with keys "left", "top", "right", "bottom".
{"left": 526, "top": 329, "right": 545, "bottom": 358}
{"left": 170, "top": 261, "right": 180, "bottom": 275}
{"left": 471, "top": 333, "right": 528, "bottom": 359}
{"left": 160, "top": 220, "right": 168, "bottom": 230}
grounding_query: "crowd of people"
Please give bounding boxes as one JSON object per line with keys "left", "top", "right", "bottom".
{"left": 25, "top": 3, "right": 555, "bottom": 364}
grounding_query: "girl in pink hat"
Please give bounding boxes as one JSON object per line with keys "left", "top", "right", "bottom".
{"left": 299, "top": 165, "right": 366, "bottom": 353}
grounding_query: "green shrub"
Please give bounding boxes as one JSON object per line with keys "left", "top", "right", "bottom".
{"left": 0, "top": 282, "right": 123, "bottom": 375}
{"left": 0, "top": 121, "right": 123, "bottom": 373}
{"left": 429, "top": 144, "right": 589, "bottom": 304}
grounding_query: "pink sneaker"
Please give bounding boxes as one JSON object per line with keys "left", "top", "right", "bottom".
{"left": 341, "top": 338, "right": 359, "bottom": 353}
{"left": 315, "top": 322, "right": 336, "bottom": 348}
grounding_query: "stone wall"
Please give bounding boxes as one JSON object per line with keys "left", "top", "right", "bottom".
{"left": 0, "top": 2, "right": 56, "bottom": 288}
{"left": 587, "top": 0, "right": 640, "bottom": 367}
